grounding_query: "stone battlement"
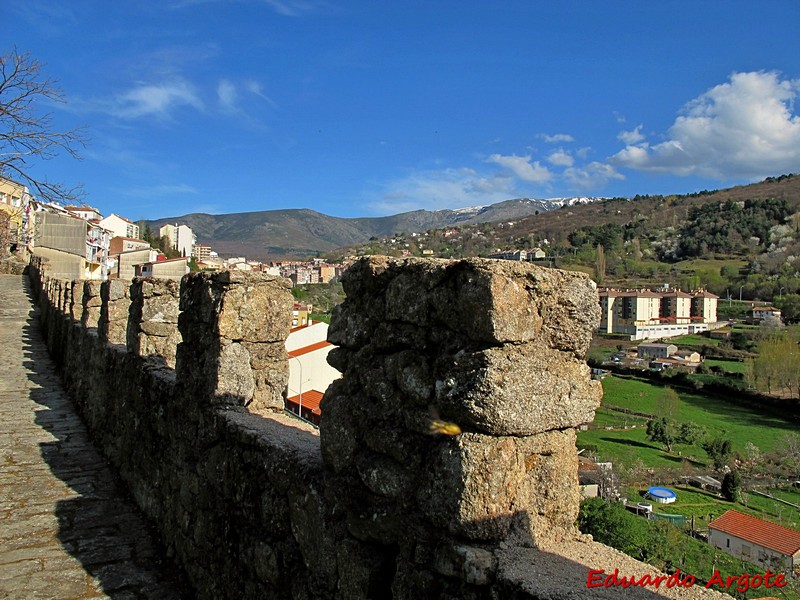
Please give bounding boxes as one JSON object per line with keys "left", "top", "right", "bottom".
{"left": 27, "top": 255, "right": 728, "bottom": 599}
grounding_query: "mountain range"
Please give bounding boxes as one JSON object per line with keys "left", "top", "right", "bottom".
{"left": 146, "top": 197, "right": 606, "bottom": 260}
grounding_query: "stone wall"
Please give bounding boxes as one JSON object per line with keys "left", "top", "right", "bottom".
{"left": 0, "top": 253, "right": 26, "bottom": 274}
{"left": 126, "top": 278, "right": 181, "bottom": 368}
{"left": 99, "top": 279, "right": 131, "bottom": 345}
{"left": 26, "top": 255, "right": 728, "bottom": 599}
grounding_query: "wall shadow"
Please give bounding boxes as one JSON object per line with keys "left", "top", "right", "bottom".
{"left": 18, "top": 277, "right": 193, "bottom": 599}
{"left": 472, "top": 512, "right": 705, "bottom": 599}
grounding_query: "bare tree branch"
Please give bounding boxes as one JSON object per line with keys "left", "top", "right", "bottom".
{"left": 0, "top": 48, "right": 88, "bottom": 204}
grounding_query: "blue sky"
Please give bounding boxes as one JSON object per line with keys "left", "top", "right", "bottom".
{"left": 6, "top": 1, "right": 800, "bottom": 220}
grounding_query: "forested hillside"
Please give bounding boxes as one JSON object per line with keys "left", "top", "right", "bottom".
{"left": 331, "top": 174, "right": 800, "bottom": 320}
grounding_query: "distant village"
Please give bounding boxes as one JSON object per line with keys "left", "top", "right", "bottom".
{"left": 1, "top": 174, "right": 783, "bottom": 344}
{"left": 0, "top": 176, "right": 349, "bottom": 285}
{"left": 4, "top": 176, "right": 799, "bottom": 577}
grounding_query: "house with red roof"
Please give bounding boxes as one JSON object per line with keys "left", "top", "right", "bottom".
{"left": 285, "top": 321, "right": 340, "bottom": 426}
{"left": 708, "top": 509, "right": 800, "bottom": 572}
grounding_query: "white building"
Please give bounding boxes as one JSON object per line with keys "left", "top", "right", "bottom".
{"left": 709, "top": 509, "right": 800, "bottom": 572}
{"left": 64, "top": 205, "right": 103, "bottom": 221}
{"left": 32, "top": 206, "right": 112, "bottom": 280}
{"left": 285, "top": 321, "right": 341, "bottom": 425}
{"left": 159, "top": 223, "right": 195, "bottom": 258}
{"left": 136, "top": 257, "right": 190, "bottom": 280}
{"left": 637, "top": 343, "right": 677, "bottom": 359}
{"left": 599, "top": 288, "right": 720, "bottom": 341}
{"left": 99, "top": 214, "right": 140, "bottom": 240}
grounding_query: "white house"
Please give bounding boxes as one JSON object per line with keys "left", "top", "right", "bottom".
{"left": 285, "top": 321, "right": 340, "bottom": 425}
{"left": 64, "top": 205, "right": 102, "bottom": 221}
{"left": 750, "top": 306, "right": 782, "bottom": 324}
{"left": 99, "top": 214, "right": 140, "bottom": 240}
{"left": 708, "top": 509, "right": 800, "bottom": 572}
{"left": 135, "top": 257, "right": 189, "bottom": 280}
{"left": 637, "top": 343, "right": 678, "bottom": 359}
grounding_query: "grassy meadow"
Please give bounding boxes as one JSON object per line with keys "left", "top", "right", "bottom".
{"left": 577, "top": 374, "right": 797, "bottom": 468}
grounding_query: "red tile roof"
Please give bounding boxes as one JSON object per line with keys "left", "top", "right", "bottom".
{"left": 288, "top": 340, "right": 332, "bottom": 358}
{"left": 599, "top": 289, "right": 661, "bottom": 298}
{"left": 286, "top": 389, "right": 323, "bottom": 415}
{"left": 709, "top": 510, "right": 800, "bottom": 556}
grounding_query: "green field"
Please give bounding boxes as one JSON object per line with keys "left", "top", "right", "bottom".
{"left": 703, "top": 358, "right": 748, "bottom": 374}
{"left": 631, "top": 485, "right": 800, "bottom": 532}
{"left": 668, "top": 333, "right": 719, "bottom": 347}
{"left": 671, "top": 258, "right": 748, "bottom": 272}
{"left": 578, "top": 374, "right": 797, "bottom": 467}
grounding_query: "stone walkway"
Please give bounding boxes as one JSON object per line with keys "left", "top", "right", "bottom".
{"left": 0, "top": 274, "right": 192, "bottom": 599}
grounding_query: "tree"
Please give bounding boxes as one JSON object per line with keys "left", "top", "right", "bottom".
{"left": 702, "top": 437, "right": 732, "bottom": 471}
{"left": 1, "top": 48, "right": 87, "bottom": 203}
{"left": 748, "top": 335, "right": 800, "bottom": 399}
{"left": 777, "top": 293, "right": 800, "bottom": 324}
{"left": 594, "top": 244, "right": 606, "bottom": 283}
{"left": 646, "top": 417, "right": 677, "bottom": 452}
{"left": 656, "top": 386, "right": 680, "bottom": 420}
{"left": 677, "top": 421, "right": 705, "bottom": 445}
{"left": 578, "top": 497, "right": 668, "bottom": 562}
{"left": 721, "top": 471, "right": 741, "bottom": 502}
{"left": 774, "top": 433, "right": 800, "bottom": 475}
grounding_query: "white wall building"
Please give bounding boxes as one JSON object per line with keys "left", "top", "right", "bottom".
{"left": 99, "top": 214, "right": 140, "bottom": 240}
{"left": 159, "top": 223, "right": 195, "bottom": 258}
{"left": 599, "top": 288, "right": 720, "bottom": 341}
{"left": 285, "top": 322, "right": 340, "bottom": 424}
{"left": 64, "top": 205, "right": 103, "bottom": 221}
{"left": 708, "top": 510, "right": 800, "bottom": 572}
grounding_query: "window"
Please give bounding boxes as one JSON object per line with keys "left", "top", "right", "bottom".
{"left": 726, "top": 538, "right": 730, "bottom": 548}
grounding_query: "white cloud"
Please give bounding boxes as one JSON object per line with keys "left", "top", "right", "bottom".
{"left": 617, "top": 125, "right": 645, "bottom": 145}
{"left": 245, "top": 80, "right": 278, "bottom": 108}
{"left": 212, "top": 79, "right": 278, "bottom": 123}
{"left": 261, "top": 0, "right": 324, "bottom": 16}
{"left": 538, "top": 133, "right": 575, "bottom": 143}
{"left": 564, "top": 162, "right": 624, "bottom": 189}
{"left": 120, "top": 183, "right": 199, "bottom": 197}
{"left": 611, "top": 71, "right": 800, "bottom": 179}
{"left": 369, "top": 167, "right": 515, "bottom": 214}
{"left": 547, "top": 149, "right": 574, "bottom": 167}
{"left": 113, "top": 81, "right": 204, "bottom": 119}
{"left": 171, "top": 0, "right": 325, "bottom": 14}
{"left": 217, "top": 79, "right": 238, "bottom": 112}
{"left": 486, "top": 153, "right": 552, "bottom": 183}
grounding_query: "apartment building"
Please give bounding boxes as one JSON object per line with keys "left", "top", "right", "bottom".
{"left": 32, "top": 207, "right": 112, "bottom": 280}
{"left": 192, "top": 244, "right": 212, "bottom": 262}
{"left": 599, "top": 287, "right": 719, "bottom": 340}
{"left": 158, "top": 223, "right": 195, "bottom": 258}
{"left": 0, "top": 177, "right": 31, "bottom": 248}
{"left": 99, "top": 214, "right": 140, "bottom": 240}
